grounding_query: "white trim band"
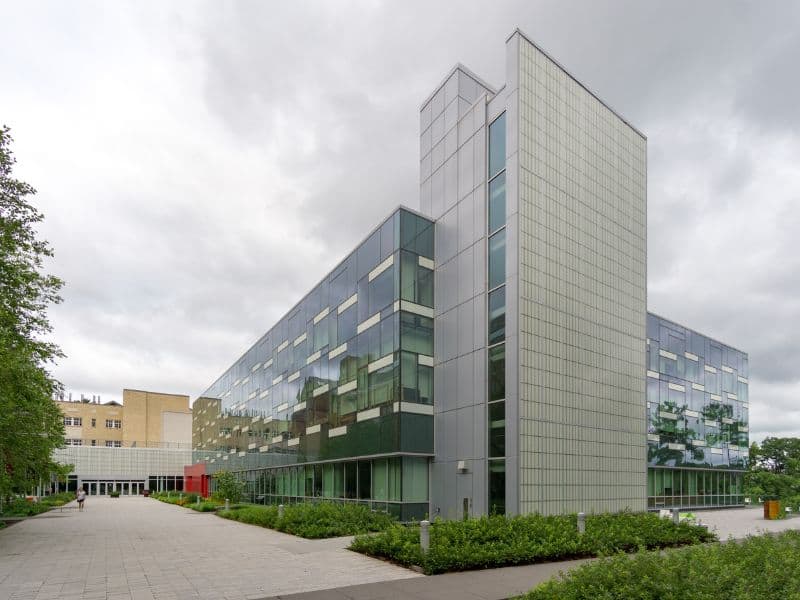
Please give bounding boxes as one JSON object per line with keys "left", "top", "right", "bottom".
{"left": 357, "top": 407, "right": 381, "bottom": 422}
{"left": 418, "top": 354, "right": 434, "bottom": 367}
{"left": 368, "top": 255, "right": 394, "bottom": 282}
{"left": 400, "top": 300, "right": 434, "bottom": 318}
{"left": 337, "top": 380, "right": 357, "bottom": 395}
{"left": 338, "top": 293, "right": 357, "bottom": 314}
{"left": 357, "top": 313, "right": 381, "bottom": 334}
{"left": 418, "top": 256, "right": 435, "bottom": 270}
{"left": 329, "top": 343, "right": 347, "bottom": 359}
{"left": 328, "top": 425, "right": 347, "bottom": 438}
{"left": 368, "top": 354, "right": 394, "bottom": 373}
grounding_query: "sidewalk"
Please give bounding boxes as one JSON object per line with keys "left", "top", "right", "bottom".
{"left": 257, "top": 558, "right": 592, "bottom": 600}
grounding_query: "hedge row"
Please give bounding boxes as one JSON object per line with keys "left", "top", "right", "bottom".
{"left": 523, "top": 530, "right": 800, "bottom": 599}
{"left": 350, "top": 511, "right": 716, "bottom": 575}
{"left": 218, "top": 502, "right": 396, "bottom": 538}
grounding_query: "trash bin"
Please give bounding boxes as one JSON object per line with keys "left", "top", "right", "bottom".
{"left": 764, "top": 498, "right": 780, "bottom": 520}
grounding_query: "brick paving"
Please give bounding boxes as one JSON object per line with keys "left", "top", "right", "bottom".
{"left": 0, "top": 497, "right": 419, "bottom": 600}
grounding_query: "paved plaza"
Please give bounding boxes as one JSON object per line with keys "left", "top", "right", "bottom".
{"left": 0, "top": 497, "right": 419, "bottom": 600}
{"left": 2, "top": 501, "right": 800, "bottom": 600}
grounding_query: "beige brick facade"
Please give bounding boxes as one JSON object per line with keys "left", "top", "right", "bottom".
{"left": 56, "top": 390, "right": 191, "bottom": 448}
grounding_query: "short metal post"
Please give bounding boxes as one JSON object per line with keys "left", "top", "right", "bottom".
{"left": 225, "top": 498, "right": 230, "bottom": 511}
{"left": 577, "top": 512, "right": 585, "bottom": 535}
{"left": 420, "top": 520, "right": 430, "bottom": 553}
{"left": 196, "top": 496, "right": 201, "bottom": 505}
{"left": 672, "top": 508, "right": 680, "bottom": 525}
{"left": 179, "top": 493, "right": 183, "bottom": 501}
{"left": 278, "top": 504, "right": 285, "bottom": 519}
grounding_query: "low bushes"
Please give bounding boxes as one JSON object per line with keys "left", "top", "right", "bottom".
{"left": 350, "top": 511, "right": 716, "bottom": 575}
{"left": 0, "top": 492, "right": 75, "bottom": 516}
{"left": 521, "top": 530, "right": 800, "bottom": 599}
{"left": 187, "top": 501, "right": 220, "bottom": 512}
{"left": 150, "top": 492, "right": 200, "bottom": 506}
{"left": 218, "top": 502, "right": 396, "bottom": 539}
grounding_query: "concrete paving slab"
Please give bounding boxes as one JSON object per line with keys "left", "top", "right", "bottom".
{"left": 0, "top": 497, "right": 419, "bottom": 600}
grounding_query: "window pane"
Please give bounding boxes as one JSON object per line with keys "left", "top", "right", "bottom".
{"left": 488, "top": 286, "right": 506, "bottom": 345}
{"left": 369, "top": 264, "right": 395, "bottom": 314}
{"left": 489, "top": 401, "right": 505, "bottom": 457}
{"left": 373, "top": 458, "right": 388, "bottom": 501}
{"left": 400, "top": 313, "right": 433, "bottom": 355}
{"left": 402, "top": 456, "right": 429, "bottom": 502}
{"left": 388, "top": 457, "right": 402, "bottom": 502}
{"left": 488, "top": 230, "right": 506, "bottom": 289}
{"left": 488, "top": 343, "right": 506, "bottom": 402}
{"left": 358, "top": 460, "right": 371, "bottom": 499}
{"left": 488, "top": 171, "right": 506, "bottom": 233}
{"left": 488, "top": 112, "right": 506, "bottom": 179}
{"left": 488, "top": 460, "right": 506, "bottom": 515}
{"left": 345, "top": 462, "right": 357, "bottom": 498}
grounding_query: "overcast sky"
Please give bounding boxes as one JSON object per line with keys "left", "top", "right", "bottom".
{"left": 2, "top": 1, "right": 798, "bottom": 443}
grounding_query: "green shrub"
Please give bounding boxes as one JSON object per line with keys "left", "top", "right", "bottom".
{"left": 188, "top": 501, "right": 220, "bottom": 512}
{"left": 212, "top": 471, "right": 245, "bottom": 504}
{"left": 350, "top": 511, "right": 715, "bottom": 575}
{"left": 39, "top": 492, "right": 75, "bottom": 507}
{"left": 217, "top": 502, "right": 396, "bottom": 539}
{"left": 521, "top": 530, "right": 800, "bottom": 599}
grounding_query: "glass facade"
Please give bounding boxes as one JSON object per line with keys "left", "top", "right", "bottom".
{"left": 192, "top": 208, "right": 434, "bottom": 520}
{"left": 487, "top": 112, "right": 507, "bottom": 514}
{"left": 646, "top": 313, "right": 749, "bottom": 509}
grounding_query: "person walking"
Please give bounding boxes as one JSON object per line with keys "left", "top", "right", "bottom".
{"left": 76, "top": 487, "right": 86, "bottom": 512}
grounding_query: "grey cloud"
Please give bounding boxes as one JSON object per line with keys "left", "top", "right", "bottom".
{"left": 2, "top": 1, "right": 799, "bottom": 439}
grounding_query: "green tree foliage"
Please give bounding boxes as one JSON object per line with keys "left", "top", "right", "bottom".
{"left": 212, "top": 470, "right": 245, "bottom": 503}
{"left": 0, "top": 125, "right": 66, "bottom": 499}
{"left": 751, "top": 437, "right": 800, "bottom": 475}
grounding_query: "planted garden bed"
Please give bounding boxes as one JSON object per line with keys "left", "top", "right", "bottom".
{"left": 350, "top": 511, "right": 716, "bottom": 575}
{"left": 218, "top": 502, "right": 396, "bottom": 539}
{"left": 521, "top": 529, "right": 800, "bottom": 599}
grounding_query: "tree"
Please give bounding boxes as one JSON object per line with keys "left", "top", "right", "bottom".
{"left": 752, "top": 437, "right": 800, "bottom": 476}
{"left": 0, "top": 125, "right": 66, "bottom": 499}
{"left": 212, "top": 470, "right": 245, "bottom": 503}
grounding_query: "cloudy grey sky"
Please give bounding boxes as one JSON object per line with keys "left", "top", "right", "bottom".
{"left": 2, "top": 1, "right": 798, "bottom": 442}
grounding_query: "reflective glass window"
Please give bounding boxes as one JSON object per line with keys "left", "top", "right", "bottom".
{"left": 488, "top": 343, "right": 505, "bottom": 402}
{"left": 488, "top": 230, "right": 506, "bottom": 289}
{"left": 488, "top": 460, "right": 505, "bottom": 515}
{"left": 402, "top": 457, "right": 428, "bottom": 502}
{"left": 388, "top": 457, "right": 401, "bottom": 502}
{"left": 357, "top": 461, "right": 371, "bottom": 499}
{"left": 373, "top": 458, "right": 388, "bottom": 501}
{"left": 338, "top": 305, "right": 357, "bottom": 344}
{"left": 369, "top": 264, "right": 395, "bottom": 314}
{"left": 488, "top": 112, "right": 506, "bottom": 179}
{"left": 488, "top": 171, "right": 506, "bottom": 233}
{"left": 400, "top": 313, "right": 433, "bottom": 356}
{"left": 488, "top": 287, "right": 506, "bottom": 345}
{"left": 488, "top": 401, "right": 505, "bottom": 457}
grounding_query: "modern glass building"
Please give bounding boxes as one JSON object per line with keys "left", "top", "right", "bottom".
{"left": 190, "top": 29, "right": 748, "bottom": 519}
{"left": 193, "top": 209, "right": 436, "bottom": 520}
{"left": 646, "top": 313, "right": 748, "bottom": 508}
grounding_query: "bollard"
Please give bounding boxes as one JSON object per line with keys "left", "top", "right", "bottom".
{"left": 225, "top": 498, "right": 230, "bottom": 511}
{"left": 196, "top": 496, "right": 201, "bottom": 506}
{"left": 672, "top": 508, "right": 680, "bottom": 525}
{"left": 179, "top": 493, "right": 183, "bottom": 501}
{"left": 278, "top": 504, "right": 285, "bottom": 519}
{"left": 577, "top": 512, "right": 585, "bottom": 535}
{"left": 420, "top": 520, "right": 430, "bottom": 553}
